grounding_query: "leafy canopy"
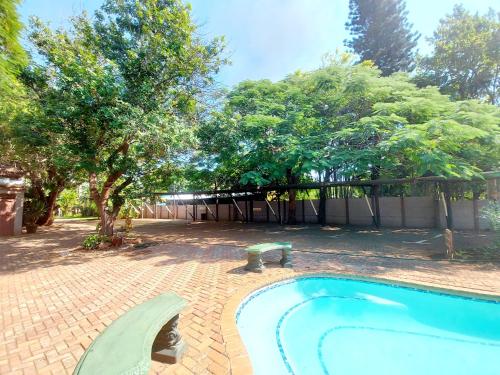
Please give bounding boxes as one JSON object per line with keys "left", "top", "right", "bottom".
{"left": 27, "top": 0, "right": 226, "bottom": 233}
{"left": 415, "top": 5, "right": 500, "bottom": 104}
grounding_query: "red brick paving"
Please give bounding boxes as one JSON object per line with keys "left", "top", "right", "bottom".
{"left": 0, "top": 219, "right": 498, "bottom": 374}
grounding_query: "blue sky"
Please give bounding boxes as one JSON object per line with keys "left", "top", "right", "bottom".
{"left": 19, "top": 0, "right": 497, "bottom": 88}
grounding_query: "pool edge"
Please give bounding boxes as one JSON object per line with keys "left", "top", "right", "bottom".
{"left": 220, "top": 271, "right": 500, "bottom": 374}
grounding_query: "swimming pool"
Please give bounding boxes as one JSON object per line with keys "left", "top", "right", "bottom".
{"left": 236, "top": 276, "right": 500, "bottom": 375}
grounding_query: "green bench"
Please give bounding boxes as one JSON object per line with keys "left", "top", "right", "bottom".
{"left": 244, "top": 242, "right": 293, "bottom": 272}
{"left": 74, "top": 292, "right": 187, "bottom": 375}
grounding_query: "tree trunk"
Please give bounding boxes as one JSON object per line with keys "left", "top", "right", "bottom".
{"left": 36, "top": 188, "right": 61, "bottom": 226}
{"left": 318, "top": 170, "right": 332, "bottom": 226}
{"left": 97, "top": 203, "right": 115, "bottom": 237}
{"left": 88, "top": 171, "right": 132, "bottom": 237}
{"left": 286, "top": 170, "right": 298, "bottom": 225}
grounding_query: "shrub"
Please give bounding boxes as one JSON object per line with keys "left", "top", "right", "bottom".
{"left": 82, "top": 234, "right": 103, "bottom": 250}
{"left": 482, "top": 201, "right": 500, "bottom": 231}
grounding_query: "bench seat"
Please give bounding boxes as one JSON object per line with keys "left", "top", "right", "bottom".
{"left": 244, "top": 242, "right": 292, "bottom": 272}
{"left": 74, "top": 292, "right": 187, "bottom": 375}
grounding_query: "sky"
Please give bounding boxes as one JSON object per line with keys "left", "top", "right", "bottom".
{"left": 18, "top": 0, "right": 497, "bottom": 88}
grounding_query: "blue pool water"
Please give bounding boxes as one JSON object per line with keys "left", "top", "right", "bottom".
{"left": 236, "top": 276, "right": 500, "bottom": 375}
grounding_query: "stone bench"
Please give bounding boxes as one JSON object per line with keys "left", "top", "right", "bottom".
{"left": 244, "top": 242, "right": 293, "bottom": 272}
{"left": 74, "top": 292, "right": 187, "bottom": 375}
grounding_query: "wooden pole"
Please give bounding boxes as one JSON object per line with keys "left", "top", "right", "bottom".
{"left": 244, "top": 194, "right": 248, "bottom": 223}
{"left": 444, "top": 228, "right": 454, "bottom": 259}
{"left": 400, "top": 195, "right": 406, "bottom": 228}
{"left": 319, "top": 186, "right": 326, "bottom": 225}
{"left": 302, "top": 199, "right": 305, "bottom": 223}
{"left": 373, "top": 185, "right": 381, "bottom": 228}
{"left": 277, "top": 193, "right": 282, "bottom": 225}
{"left": 215, "top": 197, "right": 219, "bottom": 222}
{"left": 442, "top": 183, "right": 453, "bottom": 229}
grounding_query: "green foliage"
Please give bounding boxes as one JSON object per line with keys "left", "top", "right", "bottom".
{"left": 57, "top": 189, "right": 79, "bottom": 216}
{"left": 345, "top": 0, "right": 420, "bottom": 75}
{"left": 415, "top": 5, "right": 500, "bottom": 104}
{"left": 481, "top": 201, "right": 500, "bottom": 233}
{"left": 0, "top": 0, "right": 27, "bottom": 102}
{"left": 22, "top": 198, "right": 45, "bottom": 225}
{"left": 0, "top": 0, "right": 28, "bottom": 159}
{"left": 202, "top": 58, "right": 500, "bottom": 193}
{"left": 7, "top": 66, "right": 82, "bottom": 225}
{"left": 27, "top": 0, "right": 226, "bottom": 234}
{"left": 82, "top": 234, "right": 105, "bottom": 250}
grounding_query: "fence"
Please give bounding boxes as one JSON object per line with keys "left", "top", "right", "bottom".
{"left": 139, "top": 172, "right": 499, "bottom": 231}
{"left": 138, "top": 196, "right": 494, "bottom": 231}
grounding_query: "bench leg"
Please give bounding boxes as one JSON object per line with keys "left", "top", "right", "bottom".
{"left": 245, "top": 253, "right": 265, "bottom": 272}
{"left": 280, "top": 250, "right": 292, "bottom": 268}
{"left": 152, "top": 314, "right": 186, "bottom": 364}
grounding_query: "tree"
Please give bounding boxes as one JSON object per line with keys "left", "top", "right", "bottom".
{"left": 203, "top": 58, "right": 499, "bottom": 226}
{"left": 0, "top": 0, "right": 26, "bottom": 101}
{"left": 345, "top": 0, "right": 420, "bottom": 76}
{"left": 9, "top": 67, "right": 80, "bottom": 226}
{"left": 200, "top": 78, "right": 321, "bottom": 224}
{"left": 414, "top": 5, "right": 500, "bottom": 104}
{"left": 380, "top": 97, "right": 500, "bottom": 177}
{"left": 28, "top": 0, "right": 225, "bottom": 235}
{"left": 0, "top": 0, "right": 27, "bottom": 158}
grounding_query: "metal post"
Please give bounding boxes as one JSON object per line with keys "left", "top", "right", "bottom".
{"left": 202, "top": 199, "right": 217, "bottom": 220}
{"left": 215, "top": 196, "right": 219, "bottom": 222}
{"left": 232, "top": 197, "right": 245, "bottom": 222}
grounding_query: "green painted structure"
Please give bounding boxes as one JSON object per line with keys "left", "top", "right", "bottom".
{"left": 74, "top": 292, "right": 187, "bottom": 375}
{"left": 244, "top": 242, "right": 293, "bottom": 272}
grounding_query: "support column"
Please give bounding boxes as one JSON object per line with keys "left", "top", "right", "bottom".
{"left": 277, "top": 194, "right": 282, "bottom": 225}
{"left": 319, "top": 187, "right": 326, "bottom": 226}
{"left": 152, "top": 314, "right": 186, "bottom": 364}
{"left": 400, "top": 195, "right": 406, "bottom": 228}
{"left": 443, "top": 183, "right": 453, "bottom": 230}
{"left": 215, "top": 197, "right": 219, "bottom": 222}
{"left": 302, "top": 199, "right": 305, "bottom": 223}
{"left": 372, "top": 184, "right": 381, "bottom": 228}
{"left": 249, "top": 198, "right": 254, "bottom": 222}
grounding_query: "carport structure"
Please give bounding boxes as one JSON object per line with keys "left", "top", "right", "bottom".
{"left": 142, "top": 171, "right": 500, "bottom": 232}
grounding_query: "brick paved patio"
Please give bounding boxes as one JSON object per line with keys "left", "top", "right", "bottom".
{"left": 1, "top": 219, "right": 499, "bottom": 374}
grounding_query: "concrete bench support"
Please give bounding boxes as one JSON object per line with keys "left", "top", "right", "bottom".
{"left": 244, "top": 242, "right": 292, "bottom": 272}
{"left": 74, "top": 292, "right": 187, "bottom": 375}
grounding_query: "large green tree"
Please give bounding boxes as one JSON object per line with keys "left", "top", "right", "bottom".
{"left": 345, "top": 0, "right": 420, "bottom": 76}
{"left": 9, "top": 67, "right": 81, "bottom": 226}
{"left": 0, "top": 0, "right": 26, "bottom": 101}
{"left": 0, "top": 0, "right": 27, "bottom": 157}
{"left": 203, "top": 58, "right": 499, "bottom": 224}
{"left": 200, "top": 78, "right": 321, "bottom": 224}
{"left": 28, "top": 0, "right": 225, "bottom": 235}
{"left": 414, "top": 5, "right": 500, "bottom": 104}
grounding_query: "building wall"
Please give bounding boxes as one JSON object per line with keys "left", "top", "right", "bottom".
{"left": 0, "top": 189, "right": 24, "bottom": 236}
